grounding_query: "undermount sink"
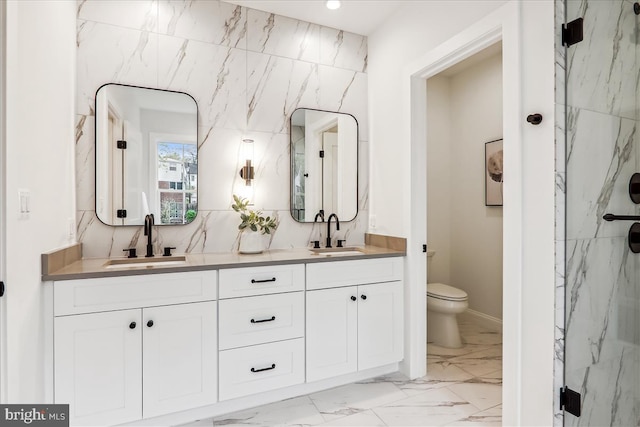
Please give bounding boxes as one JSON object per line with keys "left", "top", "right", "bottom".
{"left": 103, "top": 255, "right": 187, "bottom": 269}
{"left": 309, "top": 247, "right": 365, "bottom": 256}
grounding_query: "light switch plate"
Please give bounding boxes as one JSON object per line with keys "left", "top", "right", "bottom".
{"left": 18, "top": 189, "right": 30, "bottom": 218}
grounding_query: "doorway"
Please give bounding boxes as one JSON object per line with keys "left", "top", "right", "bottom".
{"left": 425, "top": 41, "right": 504, "bottom": 417}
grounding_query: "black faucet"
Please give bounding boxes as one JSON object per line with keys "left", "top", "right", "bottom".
{"left": 326, "top": 213, "right": 339, "bottom": 248}
{"left": 310, "top": 211, "right": 325, "bottom": 248}
{"left": 144, "top": 214, "right": 155, "bottom": 257}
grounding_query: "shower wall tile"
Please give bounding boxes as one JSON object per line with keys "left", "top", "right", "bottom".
{"left": 564, "top": 236, "right": 634, "bottom": 372}
{"left": 77, "top": 0, "right": 158, "bottom": 32}
{"left": 157, "top": 1, "right": 246, "bottom": 48}
{"left": 555, "top": 103, "right": 565, "bottom": 174}
{"left": 565, "top": 107, "right": 636, "bottom": 240}
{"left": 246, "top": 52, "right": 320, "bottom": 134}
{"left": 564, "top": 350, "right": 640, "bottom": 427}
{"left": 555, "top": 172, "right": 565, "bottom": 242}
{"left": 246, "top": 9, "right": 320, "bottom": 63}
{"left": 75, "top": 0, "right": 369, "bottom": 258}
{"left": 157, "top": 36, "right": 247, "bottom": 130}
{"left": 565, "top": 0, "right": 639, "bottom": 119}
{"left": 77, "top": 20, "right": 158, "bottom": 116}
{"left": 320, "top": 27, "right": 368, "bottom": 73}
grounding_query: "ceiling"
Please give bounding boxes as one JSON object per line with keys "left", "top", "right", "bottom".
{"left": 221, "top": 0, "right": 409, "bottom": 36}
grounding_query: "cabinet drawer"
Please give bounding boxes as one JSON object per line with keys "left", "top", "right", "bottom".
{"left": 54, "top": 271, "right": 217, "bottom": 316}
{"left": 306, "top": 257, "right": 403, "bottom": 290}
{"left": 218, "top": 338, "right": 304, "bottom": 401}
{"left": 219, "top": 264, "right": 304, "bottom": 298}
{"left": 219, "top": 292, "right": 304, "bottom": 350}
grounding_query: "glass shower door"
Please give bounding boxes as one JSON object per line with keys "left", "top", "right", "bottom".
{"left": 564, "top": 0, "right": 640, "bottom": 425}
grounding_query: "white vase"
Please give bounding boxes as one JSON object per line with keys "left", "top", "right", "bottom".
{"left": 239, "top": 230, "right": 265, "bottom": 254}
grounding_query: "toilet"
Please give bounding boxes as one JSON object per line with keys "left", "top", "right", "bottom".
{"left": 427, "top": 283, "right": 468, "bottom": 348}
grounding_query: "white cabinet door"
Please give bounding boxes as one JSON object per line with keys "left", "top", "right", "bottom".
{"left": 357, "top": 281, "right": 403, "bottom": 370}
{"left": 142, "top": 301, "right": 218, "bottom": 418}
{"left": 306, "top": 286, "right": 358, "bottom": 382}
{"left": 54, "top": 310, "right": 142, "bottom": 426}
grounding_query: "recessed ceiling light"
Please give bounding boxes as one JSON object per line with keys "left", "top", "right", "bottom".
{"left": 326, "top": 0, "right": 341, "bottom": 10}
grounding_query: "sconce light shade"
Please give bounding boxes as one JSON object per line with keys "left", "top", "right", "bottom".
{"left": 239, "top": 138, "right": 255, "bottom": 186}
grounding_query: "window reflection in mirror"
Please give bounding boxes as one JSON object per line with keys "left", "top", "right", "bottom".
{"left": 95, "top": 84, "right": 198, "bottom": 226}
{"left": 290, "top": 108, "right": 358, "bottom": 222}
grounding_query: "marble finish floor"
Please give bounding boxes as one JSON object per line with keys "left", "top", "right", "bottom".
{"left": 182, "top": 321, "right": 502, "bottom": 427}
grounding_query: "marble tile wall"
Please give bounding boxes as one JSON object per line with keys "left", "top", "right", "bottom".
{"left": 75, "top": 0, "right": 369, "bottom": 258}
{"left": 562, "top": 0, "right": 640, "bottom": 425}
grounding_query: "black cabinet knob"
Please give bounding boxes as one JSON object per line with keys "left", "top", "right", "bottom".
{"left": 147, "top": 320, "right": 154, "bottom": 328}
{"left": 350, "top": 296, "right": 356, "bottom": 301}
{"left": 361, "top": 295, "right": 367, "bottom": 300}
{"left": 129, "top": 322, "right": 136, "bottom": 329}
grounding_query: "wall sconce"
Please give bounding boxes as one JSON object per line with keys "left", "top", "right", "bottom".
{"left": 239, "top": 138, "right": 254, "bottom": 186}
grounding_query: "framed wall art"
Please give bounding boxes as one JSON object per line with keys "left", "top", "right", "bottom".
{"left": 485, "top": 138, "right": 503, "bottom": 206}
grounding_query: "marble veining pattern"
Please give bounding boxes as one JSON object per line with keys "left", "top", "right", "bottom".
{"left": 566, "top": 0, "right": 638, "bottom": 119}
{"left": 180, "top": 321, "right": 502, "bottom": 427}
{"left": 562, "top": 1, "right": 640, "bottom": 425}
{"left": 75, "top": 0, "right": 370, "bottom": 258}
{"left": 158, "top": 1, "right": 246, "bottom": 48}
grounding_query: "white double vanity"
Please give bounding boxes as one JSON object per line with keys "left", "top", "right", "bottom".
{"left": 44, "top": 244, "right": 405, "bottom": 426}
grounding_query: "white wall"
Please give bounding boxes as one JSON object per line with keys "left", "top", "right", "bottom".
{"left": 369, "top": 1, "right": 556, "bottom": 425}
{"left": 449, "top": 53, "right": 503, "bottom": 319}
{"left": 4, "top": 0, "right": 76, "bottom": 402}
{"left": 368, "top": 0, "right": 507, "bottom": 238}
{"left": 427, "top": 53, "right": 503, "bottom": 320}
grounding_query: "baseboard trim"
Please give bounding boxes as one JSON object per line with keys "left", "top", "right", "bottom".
{"left": 459, "top": 309, "right": 502, "bottom": 333}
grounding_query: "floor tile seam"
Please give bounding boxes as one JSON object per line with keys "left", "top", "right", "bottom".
{"left": 455, "top": 366, "right": 499, "bottom": 379}
{"left": 381, "top": 378, "right": 470, "bottom": 399}
{"left": 307, "top": 394, "right": 358, "bottom": 425}
{"left": 429, "top": 345, "right": 502, "bottom": 361}
{"left": 431, "top": 355, "right": 499, "bottom": 366}
{"left": 371, "top": 396, "right": 485, "bottom": 427}
{"left": 438, "top": 385, "right": 486, "bottom": 416}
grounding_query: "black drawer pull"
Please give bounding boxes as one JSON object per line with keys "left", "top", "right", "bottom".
{"left": 361, "top": 294, "right": 367, "bottom": 300}
{"left": 251, "top": 277, "right": 277, "bottom": 284}
{"left": 251, "top": 363, "right": 276, "bottom": 373}
{"left": 251, "top": 316, "right": 276, "bottom": 324}
{"left": 129, "top": 322, "right": 137, "bottom": 329}
{"left": 350, "top": 296, "right": 356, "bottom": 301}
{"left": 147, "top": 320, "right": 154, "bottom": 328}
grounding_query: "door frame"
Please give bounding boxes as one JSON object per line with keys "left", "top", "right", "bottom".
{"left": 0, "top": 0, "right": 8, "bottom": 403}
{"left": 401, "top": 2, "right": 529, "bottom": 425}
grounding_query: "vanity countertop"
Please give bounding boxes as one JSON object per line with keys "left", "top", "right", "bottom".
{"left": 43, "top": 245, "right": 405, "bottom": 281}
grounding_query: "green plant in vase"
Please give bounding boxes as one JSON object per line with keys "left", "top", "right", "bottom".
{"left": 232, "top": 195, "right": 278, "bottom": 253}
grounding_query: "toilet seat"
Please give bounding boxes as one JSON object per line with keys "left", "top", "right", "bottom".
{"left": 427, "top": 283, "right": 468, "bottom": 301}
